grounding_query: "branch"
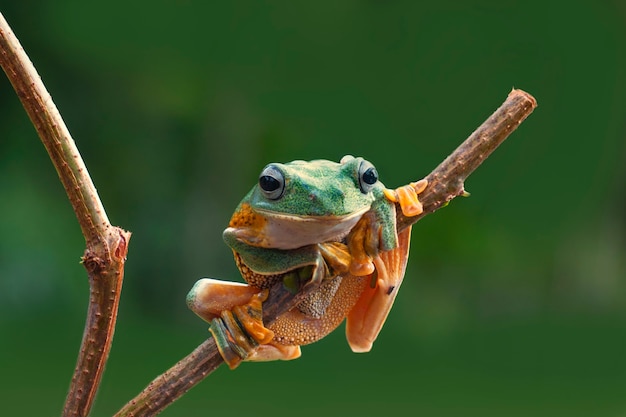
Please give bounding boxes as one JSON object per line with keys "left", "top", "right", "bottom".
{"left": 0, "top": 13, "right": 131, "bottom": 417}
{"left": 114, "top": 88, "right": 537, "bottom": 417}
{"left": 396, "top": 88, "right": 537, "bottom": 232}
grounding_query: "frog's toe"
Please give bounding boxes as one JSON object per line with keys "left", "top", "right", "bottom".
{"left": 411, "top": 178, "right": 428, "bottom": 194}
{"left": 383, "top": 178, "right": 428, "bottom": 217}
{"left": 209, "top": 290, "right": 279, "bottom": 369}
{"left": 247, "top": 343, "right": 301, "bottom": 362}
{"left": 349, "top": 258, "right": 375, "bottom": 276}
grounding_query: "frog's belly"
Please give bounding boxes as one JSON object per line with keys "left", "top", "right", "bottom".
{"left": 270, "top": 274, "right": 368, "bottom": 346}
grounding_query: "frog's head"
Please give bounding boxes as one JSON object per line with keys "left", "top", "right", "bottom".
{"left": 225, "top": 155, "right": 384, "bottom": 250}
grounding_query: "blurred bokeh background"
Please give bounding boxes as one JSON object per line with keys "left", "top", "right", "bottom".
{"left": 1, "top": 1, "right": 625, "bottom": 416}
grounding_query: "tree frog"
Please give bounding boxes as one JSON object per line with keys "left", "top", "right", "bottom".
{"left": 187, "top": 155, "right": 427, "bottom": 369}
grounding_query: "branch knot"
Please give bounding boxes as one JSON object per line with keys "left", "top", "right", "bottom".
{"left": 82, "top": 250, "right": 106, "bottom": 275}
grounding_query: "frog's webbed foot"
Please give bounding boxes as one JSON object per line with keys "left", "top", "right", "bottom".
{"left": 187, "top": 279, "right": 300, "bottom": 369}
{"left": 211, "top": 290, "right": 300, "bottom": 369}
{"left": 346, "top": 226, "right": 412, "bottom": 353}
{"left": 383, "top": 178, "right": 428, "bottom": 217}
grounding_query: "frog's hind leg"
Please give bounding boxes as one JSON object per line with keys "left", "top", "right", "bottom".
{"left": 187, "top": 278, "right": 261, "bottom": 322}
{"left": 187, "top": 278, "right": 300, "bottom": 369}
{"left": 346, "top": 226, "right": 412, "bottom": 353}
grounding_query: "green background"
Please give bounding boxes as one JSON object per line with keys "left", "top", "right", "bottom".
{"left": 1, "top": 1, "right": 625, "bottom": 416}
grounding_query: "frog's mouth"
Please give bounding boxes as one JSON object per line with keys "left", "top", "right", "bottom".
{"left": 227, "top": 206, "right": 370, "bottom": 250}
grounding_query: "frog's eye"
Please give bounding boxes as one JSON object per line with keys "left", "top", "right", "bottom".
{"left": 358, "top": 160, "right": 379, "bottom": 193}
{"left": 259, "top": 165, "right": 285, "bottom": 200}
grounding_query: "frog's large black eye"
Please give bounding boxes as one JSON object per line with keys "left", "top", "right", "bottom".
{"left": 358, "top": 160, "right": 379, "bottom": 193}
{"left": 258, "top": 165, "right": 285, "bottom": 200}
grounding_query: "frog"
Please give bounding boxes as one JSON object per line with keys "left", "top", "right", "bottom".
{"left": 187, "top": 155, "right": 427, "bottom": 369}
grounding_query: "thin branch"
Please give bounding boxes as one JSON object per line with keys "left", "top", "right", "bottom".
{"left": 396, "top": 88, "right": 537, "bottom": 232}
{"left": 0, "top": 13, "right": 108, "bottom": 245}
{"left": 0, "top": 13, "right": 131, "bottom": 417}
{"left": 114, "top": 89, "right": 537, "bottom": 417}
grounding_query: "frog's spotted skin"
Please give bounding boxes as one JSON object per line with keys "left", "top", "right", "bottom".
{"left": 232, "top": 251, "right": 282, "bottom": 289}
{"left": 187, "top": 155, "right": 427, "bottom": 368}
{"left": 271, "top": 275, "right": 367, "bottom": 346}
{"left": 294, "top": 275, "right": 343, "bottom": 319}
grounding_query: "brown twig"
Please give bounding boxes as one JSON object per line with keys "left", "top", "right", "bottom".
{"left": 396, "top": 88, "right": 537, "bottom": 232}
{"left": 114, "top": 88, "right": 537, "bottom": 417}
{"left": 0, "top": 13, "right": 131, "bottom": 417}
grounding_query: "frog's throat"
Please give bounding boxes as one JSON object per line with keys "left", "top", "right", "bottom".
{"left": 227, "top": 206, "right": 370, "bottom": 250}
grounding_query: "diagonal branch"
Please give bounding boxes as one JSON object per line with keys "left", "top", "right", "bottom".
{"left": 0, "top": 13, "right": 131, "bottom": 417}
{"left": 396, "top": 88, "right": 537, "bottom": 232}
{"left": 113, "top": 89, "right": 537, "bottom": 417}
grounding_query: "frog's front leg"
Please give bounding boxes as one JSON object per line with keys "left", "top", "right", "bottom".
{"left": 347, "top": 179, "right": 428, "bottom": 276}
{"left": 187, "top": 279, "right": 300, "bottom": 369}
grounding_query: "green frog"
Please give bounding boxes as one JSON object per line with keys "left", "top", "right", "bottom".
{"left": 187, "top": 155, "right": 427, "bottom": 368}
